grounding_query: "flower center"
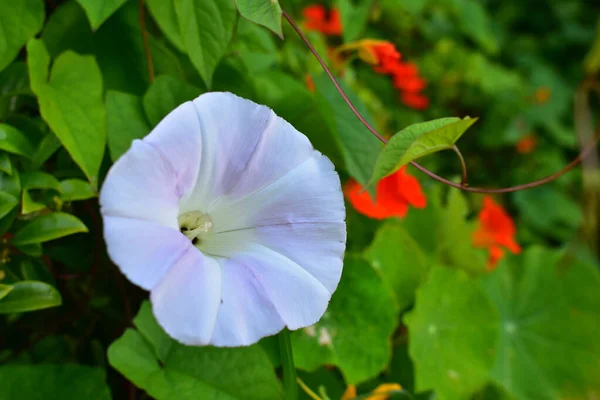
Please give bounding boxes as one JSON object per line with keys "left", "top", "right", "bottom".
{"left": 178, "top": 211, "right": 214, "bottom": 246}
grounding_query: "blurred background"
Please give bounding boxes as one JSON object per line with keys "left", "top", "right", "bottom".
{"left": 0, "top": 0, "right": 599, "bottom": 399}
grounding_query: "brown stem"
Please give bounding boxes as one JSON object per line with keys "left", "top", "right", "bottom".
{"left": 282, "top": 10, "right": 597, "bottom": 194}
{"left": 452, "top": 144, "right": 468, "bottom": 187}
{"left": 138, "top": 0, "right": 155, "bottom": 83}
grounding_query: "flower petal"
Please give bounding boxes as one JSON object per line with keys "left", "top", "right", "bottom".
{"left": 103, "top": 216, "right": 190, "bottom": 290}
{"left": 209, "top": 153, "right": 345, "bottom": 232}
{"left": 180, "top": 93, "right": 315, "bottom": 213}
{"left": 151, "top": 250, "right": 222, "bottom": 346}
{"left": 144, "top": 101, "right": 202, "bottom": 200}
{"left": 100, "top": 140, "right": 180, "bottom": 228}
{"left": 199, "top": 222, "right": 345, "bottom": 294}
{"left": 209, "top": 259, "right": 285, "bottom": 347}
{"left": 221, "top": 244, "right": 331, "bottom": 331}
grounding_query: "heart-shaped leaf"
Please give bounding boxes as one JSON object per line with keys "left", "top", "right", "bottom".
{"left": 370, "top": 117, "right": 477, "bottom": 186}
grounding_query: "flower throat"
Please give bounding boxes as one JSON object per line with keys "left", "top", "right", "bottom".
{"left": 178, "top": 211, "right": 214, "bottom": 245}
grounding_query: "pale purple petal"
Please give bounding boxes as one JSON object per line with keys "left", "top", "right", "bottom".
{"left": 225, "top": 244, "right": 331, "bottom": 330}
{"left": 209, "top": 153, "right": 345, "bottom": 232}
{"left": 198, "top": 222, "right": 345, "bottom": 294}
{"left": 151, "top": 250, "right": 222, "bottom": 346}
{"left": 209, "top": 259, "right": 284, "bottom": 347}
{"left": 144, "top": 101, "right": 202, "bottom": 201}
{"left": 255, "top": 222, "right": 345, "bottom": 294}
{"left": 180, "top": 92, "right": 314, "bottom": 213}
{"left": 100, "top": 140, "right": 180, "bottom": 228}
{"left": 103, "top": 216, "right": 190, "bottom": 290}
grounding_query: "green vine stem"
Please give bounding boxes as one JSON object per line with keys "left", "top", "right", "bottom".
{"left": 278, "top": 328, "right": 298, "bottom": 400}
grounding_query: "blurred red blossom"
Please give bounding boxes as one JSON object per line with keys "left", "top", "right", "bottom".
{"left": 305, "top": 73, "right": 315, "bottom": 92}
{"left": 516, "top": 134, "right": 537, "bottom": 154}
{"left": 344, "top": 167, "right": 426, "bottom": 219}
{"left": 472, "top": 196, "right": 521, "bottom": 270}
{"left": 303, "top": 5, "right": 342, "bottom": 35}
{"left": 348, "top": 40, "right": 429, "bottom": 110}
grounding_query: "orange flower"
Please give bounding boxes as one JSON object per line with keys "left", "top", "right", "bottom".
{"left": 344, "top": 167, "right": 426, "bottom": 219}
{"left": 367, "top": 383, "right": 403, "bottom": 400}
{"left": 353, "top": 41, "right": 429, "bottom": 110}
{"left": 534, "top": 86, "right": 551, "bottom": 104}
{"left": 401, "top": 92, "right": 429, "bottom": 110}
{"left": 472, "top": 196, "right": 521, "bottom": 270}
{"left": 302, "top": 5, "right": 342, "bottom": 35}
{"left": 341, "top": 385, "right": 357, "bottom": 400}
{"left": 341, "top": 383, "right": 403, "bottom": 400}
{"left": 394, "top": 76, "right": 427, "bottom": 92}
{"left": 305, "top": 73, "right": 315, "bottom": 92}
{"left": 516, "top": 134, "right": 537, "bottom": 154}
{"left": 370, "top": 43, "right": 402, "bottom": 74}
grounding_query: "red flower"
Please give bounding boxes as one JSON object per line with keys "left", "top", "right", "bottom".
{"left": 516, "top": 134, "right": 537, "bottom": 154}
{"left": 305, "top": 73, "right": 315, "bottom": 92}
{"left": 325, "top": 9, "right": 342, "bottom": 35}
{"left": 394, "top": 76, "right": 427, "bottom": 92}
{"left": 352, "top": 41, "right": 429, "bottom": 110}
{"left": 472, "top": 196, "right": 521, "bottom": 270}
{"left": 344, "top": 167, "right": 426, "bottom": 219}
{"left": 370, "top": 43, "right": 401, "bottom": 74}
{"left": 401, "top": 92, "right": 429, "bottom": 110}
{"left": 302, "top": 5, "right": 342, "bottom": 35}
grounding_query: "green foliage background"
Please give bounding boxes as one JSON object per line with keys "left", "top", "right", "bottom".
{"left": 1, "top": 0, "right": 599, "bottom": 399}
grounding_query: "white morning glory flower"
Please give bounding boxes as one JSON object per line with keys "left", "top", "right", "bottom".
{"left": 100, "top": 92, "right": 346, "bottom": 347}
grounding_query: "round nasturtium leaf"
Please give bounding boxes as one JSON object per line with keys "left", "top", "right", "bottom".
{"left": 292, "top": 255, "right": 399, "bottom": 384}
{"left": 480, "top": 247, "right": 600, "bottom": 400}
{"left": 404, "top": 266, "right": 498, "bottom": 400}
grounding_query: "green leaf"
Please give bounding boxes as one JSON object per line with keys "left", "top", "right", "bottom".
{"left": 339, "top": 0, "right": 373, "bottom": 42}
{"left": 480, "top": 248, "right": 600, "bottom": 400}
{"left": 20, "top": 171, "right": 61, "bottom": 191}
{"left": 0, "top": 0, "right": 45, "bottom": 73}
{"left": 27, "top": 39, "right": 106, "bottom": 186}
{"left": 59, "top": 179, "right": 97, "bottom": 201}
{"left": 292, "top": 255, "right": 399, "bottom": 384}
{"left": 0, "top": 170, "right": 21, "bottom": 197}
{"left": 0, "top": 280, "right": 61, "bottom": 313}
{"left": 174, "top": 0, "right": 237, "bottom": 87}
{"left": 11, "top": 212, "right": 88, "bottom": 245}
{"left": 143, "top": 75, "right": 200, "bottom": 127}
{"left": 19, "top": 258, "right": 54, "bottom": 284}
{"left": 404, "top": 266, "right": 498, "bottom": 400}
{"left": 132, "top": 301, "right": 173, "bottom": 363}
{"left": 235, "top": 0, "right": 283, "bottom": 38}
{"left": 108, "top": 301, "right": 283, "bottom": 399}
{"left": 106, "top": 90, "right": 150, "bottom": 160}
{"left": 437, "top": 189, "right": 487, "bottom": 273}
{"left": 0, "top": 123, "right": 35, "bottom": 157}
{"left": 0, "top": 153, "right": 13, "bottom": 175}
{"left": 0, "top": 284, "right": 13, "bottom": 301}
{"left": 0, "top": 364, "right": 111, "bottom": 399}
{"left": 146, "top": 0, "right": 184, "bottom": 51}
{"left": 14, "top": 242, "right": 43, "bottom": 257}
{"left": 0, "top": 191, "right": 18, "bottom": 219}
{"left": 314, "top": 74, "right": 382, "bottom": 186}
{"left": 76, "top": 0, "right": 129, "bottom": 30}
{"left": 369, "top": 117, "right": 477, "bottom": 186}
{"left": 31, "top": 133, "right": 62, "bottom": 170}
{"left": 26, "top": 38, "right": 50, "bottom": 92}
{"left": 21, "top": 189, "right": 47, "bottom": 215}
{"left": 365, "top": 222, "right": 430, "bottom": 312}
{"left": 234, "top": 18, "right": 279, "bottom": 73}
{"left": 513, "top": 186, "right": 583, "bottom": 241}
{"left": 584, "top": 21, "right": 600, "bottom": 75}
{"left": 452, "top": 0, "right": 498, "bottom": 55}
